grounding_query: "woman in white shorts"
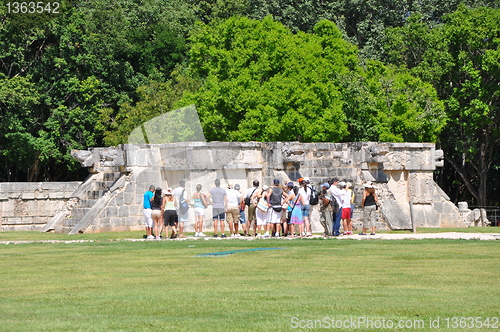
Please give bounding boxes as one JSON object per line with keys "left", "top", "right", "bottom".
{"left": 192, "top": 184, "right": 208, "bottom": 237}
{"left": 254, "top": 185, "right": 269, "bottom": 236}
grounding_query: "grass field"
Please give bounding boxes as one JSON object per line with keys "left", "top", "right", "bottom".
{"left": 0, "top": 231, "right": 499, "bottom": 331}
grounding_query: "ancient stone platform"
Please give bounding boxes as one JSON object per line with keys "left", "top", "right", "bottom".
{"left": 31, "top": 141, "right": 464, "bottom": 234}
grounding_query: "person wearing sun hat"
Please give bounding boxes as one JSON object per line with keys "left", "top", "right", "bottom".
{"left": 360, "top": 182, "right": 379, "bottom": 235}
{"left": 162, "top": 187, "right": 178, "bottom": 239}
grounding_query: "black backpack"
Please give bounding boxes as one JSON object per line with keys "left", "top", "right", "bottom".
{"left": 330, "top": 197, "right": 340, "bottom": 213}
{"left": 245, "top": 187, "right": 257, "bottom": 206}
{"left": 309, "top": 185, "right": 319, "bottom": 205}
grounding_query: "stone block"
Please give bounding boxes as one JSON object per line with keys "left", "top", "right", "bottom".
{"left": 123, "top": 193, "right": 134, "bottom": 205}
{"left": 106, "top": 206, "right": 118, "bottom": 218}
{"left": 35, "top": 191, "right": 49, "bottom": 200}
{"left": 115, "top": 195, "right": 124, "bottom": 206}
{"left": 381, "top": 200, "right": 411, "bottom": 229}
{"left": 412, "top": 204, "right": 438, "bottom": 228}
{"left": 41, "top": 182, "right": 65, "bottom": 191}
{"left": 433, "top": 201, "right": 445, "bottom": 214}
{"left": 118, "top": 205, "right": 130, "bottom": 218}
{"left": 48, "top": 191, "right": 65, "bottom": 199}
{"left": 21, "top": 192, "right": 36, "bottom": 200}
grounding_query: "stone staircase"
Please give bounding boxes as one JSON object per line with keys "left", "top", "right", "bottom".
{"left": 59, "top": 169, "right": 123, "bottom": 233}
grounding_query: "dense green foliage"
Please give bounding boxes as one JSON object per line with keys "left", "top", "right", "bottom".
{"left": 179, "top": 17, "right": 445, "bottom": 143}
{"left": 0, "top": 0, "right": 498, "bottom": 206}
{"left": 384, "top": 5, "right": 500, "bottom": 206}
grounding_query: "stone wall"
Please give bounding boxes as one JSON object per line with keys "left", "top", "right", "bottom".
{"left": 1, "top": 142, "right": 465, "bottom": 233}
{"left": 0, "top": 182, "right": 81, "bottom": 231}
{"left": 51, "top": 141, "right": 465, "bottom": 234}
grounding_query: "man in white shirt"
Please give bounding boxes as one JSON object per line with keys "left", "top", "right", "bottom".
{"left": 172, "top": 180, "right": 188, "bottom": 238}
{"left": 226, "top": 184, "right": 243, "bottom": 237}
{"left": 328, "top": 178, "right": 343, "bottom": 236}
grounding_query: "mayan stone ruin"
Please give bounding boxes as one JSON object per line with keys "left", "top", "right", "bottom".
{"left": 0, "top": 141, "right": 459, "bottom": 234}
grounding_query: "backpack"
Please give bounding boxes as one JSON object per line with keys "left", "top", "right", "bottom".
{"left": 309, "top": 185, "right": 319, "bottom": 205}
{"left": 179, "top": 189, "right": 189, "bottom": 214}
{"left": 330, "top": 197, "right": 340, "bottom": 214}
{"left": 245, "top": 187, "right": 257, "bottom": 206}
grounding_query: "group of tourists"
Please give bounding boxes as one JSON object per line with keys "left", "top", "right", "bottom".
{"left": 142, "top": 177, "right": 379, "bottom": 240}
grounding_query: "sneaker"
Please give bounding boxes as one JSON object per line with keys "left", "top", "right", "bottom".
{"left": 358, "top": 233, "right": 367, "bottom": 235}
{"left": 231, "top": 233, "right": 236, "bottom": 238}
{"left": 195, "top": 232, "right": 199, "bottom": 237}
{"left": 263, "top": 232, "right": 270, "bottom": 237}
{"left": 213, "top": 234, "right": 218, "bottom": 238}
{"left": 146, "top": 235, "right": 155, "bottom": 240}
{"left": 370, "top": 233, "right": 376, "bottom": 235}
{"left": 275, "top": 232, "right": 280, "bottom": 237}
{"left": 306, "top": 232, "right": 312, "bottom": 237}
{"left": 156, "top": 236, "right": 161, "bottom": 240}
{"left": 198, "top": 232, "right": 206, "bottom": 237}
{"left": 235, "top": 233, "right": 241, "bottom": 237}
{"left": 221, "top": 234, "right": 227, "bottom": 238}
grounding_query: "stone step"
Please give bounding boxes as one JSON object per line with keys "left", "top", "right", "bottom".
{"left": 70, "top": 207, "right": 90, "bottom": 220}
{"left": 62, "top": 216, "right": 79, "bottom": 228}
{"left": 79, "top": 199, "right": 97, "bottom": 208}
{"left": 103, "top": 172, "right": 122, "bottom": 182}
{"left": 60, "top": 226, "right": 73, "bottom": 234}
{"left": 86, "top": 190, "right": 107, "bottom": 200}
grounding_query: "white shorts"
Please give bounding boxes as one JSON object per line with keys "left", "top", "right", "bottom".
{"left": 268, "top": 208, "right": 282, "bottom": 224}
{"left": 194, "top": 207, "right": 205, "bottom": 216}
{"left": 143, "top": 209, "right": 153, "bottom": 228}
{"left": 178, "top": 210, "right": 189, "bottom": 222}
{"left": 256, "top": 209, "right": 268, "bottom": 226}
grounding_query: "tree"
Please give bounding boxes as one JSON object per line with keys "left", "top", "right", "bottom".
{"left": 341, "top": 60, "right": 446, "bottom": 142}
{"left": 384, "top": 6, "right": 500, "bottom": 206}
{"left": 180, "top": 17, "right": 355, "bottom": 142}
{"left": 179, "top": 16, "right": 446, "bottom": 144}
{"left": 0, "top": 0, "right": 196, "bottom": 181}
{"left": 244, "top": 0, "right": 499, "bottom": 60}
{"left": 101, "top": 70, "right": 201, "bottom": 146}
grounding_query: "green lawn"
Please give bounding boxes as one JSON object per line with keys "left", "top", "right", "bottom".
{"left": 0, "top": 232, "right": 498, "bottom": 331}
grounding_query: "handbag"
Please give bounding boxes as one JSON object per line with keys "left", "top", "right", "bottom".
{"left": 257, "top": 197, "right": 269, "bottom": 212}
{"left": 286, "top": 195, "right": 299, "bottom": 223}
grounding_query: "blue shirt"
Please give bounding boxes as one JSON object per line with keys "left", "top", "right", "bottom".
{"left": 143, "top": 191, "right": 153, "bottom": 209}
